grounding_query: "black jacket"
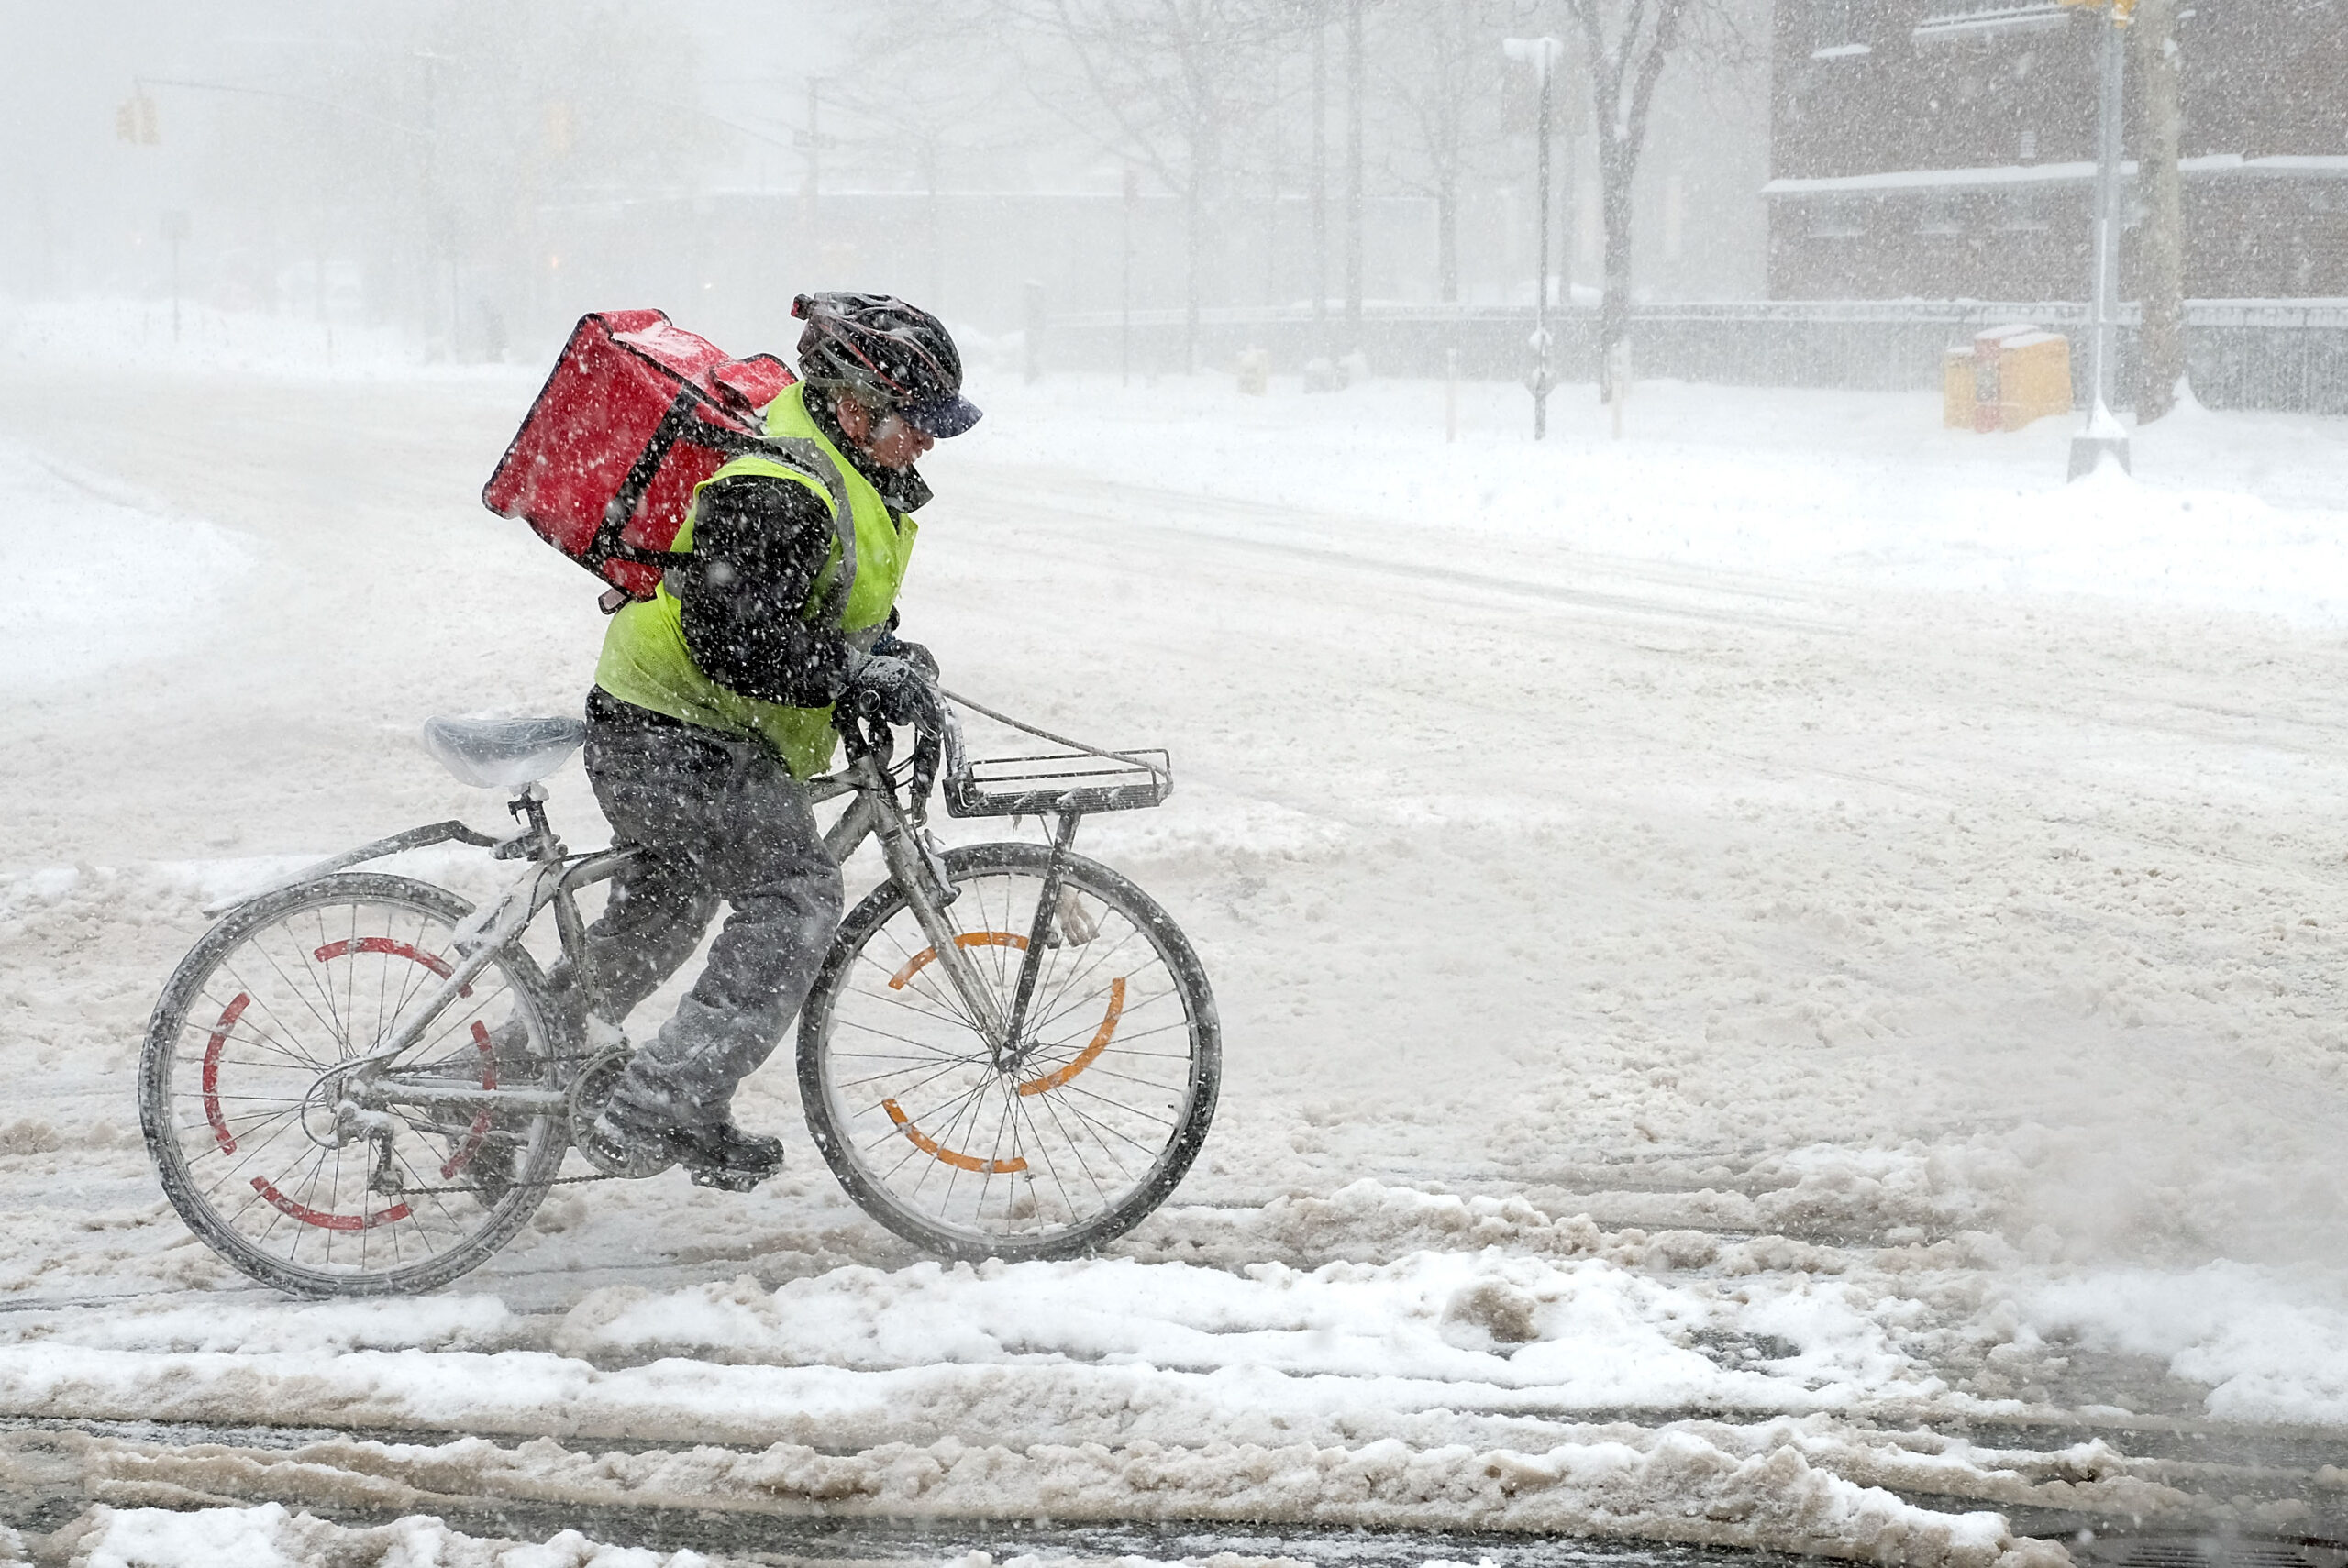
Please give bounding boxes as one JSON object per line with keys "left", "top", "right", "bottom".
{"left": 666, "top": 397, "right": 930, "bottom": 710}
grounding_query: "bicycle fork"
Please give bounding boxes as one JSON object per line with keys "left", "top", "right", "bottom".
{"left": 862, "top": 789, "right": 1085, "bottom": 1075}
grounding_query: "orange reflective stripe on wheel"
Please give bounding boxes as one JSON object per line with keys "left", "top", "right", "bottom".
{"left": 880, "top": 1098, "right": 1029, "bottom": 1173}
{"left": 1017, "top": 977, "right": 1127, "bottom": 1097}
{"left": 887, "top": 930, "right": 1025, "bottom": 989}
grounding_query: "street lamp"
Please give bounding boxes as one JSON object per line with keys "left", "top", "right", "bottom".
{"left": 1503, "top": 35, "right": 1563, "bottom": 439}
{"left": 2064, "top": 0, "right": 2136, "bottom": 480}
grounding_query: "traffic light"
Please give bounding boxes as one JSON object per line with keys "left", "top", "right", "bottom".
{"left": 116, "top": 93, "right": 160, "bottom": 145}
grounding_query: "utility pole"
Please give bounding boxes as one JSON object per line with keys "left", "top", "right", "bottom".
{"left": 2067, "top": 0, "right": 2134, "bottom": 479}
{"left": 161, "top": 210, "right": 190, "bottom": 343}
{"left": 1123, "top": 166, "right": 1138, "bottom": 387}
{"left": 1312, "top": 1, "right": 1328, "bottom": 360}
{"left": 416, "top": 49, "right": 458, "bottom": 357}
{"left": 1344, "top": 0, "right": 1364, "bottom": 354}
{"left": 1266, "top": 61, "right": 1283, "bottom": 307}
{"left": 1504, "top": 36, "right": 1564, "bottom": 438}
{"left": 803, "top": 78, "right": 824, "bottom": 242}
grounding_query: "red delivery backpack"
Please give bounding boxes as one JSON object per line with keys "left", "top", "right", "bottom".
{"left": 482, "top": 310, "right": 803, "bottom": 613}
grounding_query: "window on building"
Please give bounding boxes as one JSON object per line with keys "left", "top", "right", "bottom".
{"left": 1814, "top": 0, "right": 1855, "bottom": 50}
{"left": 1809, "top": 200, "right": 1868, "bottom": 239}
{"left": 1996, "top": 189, "right": 2052, "bottom": 234}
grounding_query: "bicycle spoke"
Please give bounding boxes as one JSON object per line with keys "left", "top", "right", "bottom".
{"left": 861, "top": 927, "right": 981, "bottom": 1029}
{"left": 804, "top": 850, "right": 1213, "bottom": 1258}
{"left": 149, "top": 881, "right": 570, "bottom": 1294}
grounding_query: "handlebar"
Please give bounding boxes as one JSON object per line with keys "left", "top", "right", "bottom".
{"left": 832, "top": 677, "right": 961, "bottom": 816}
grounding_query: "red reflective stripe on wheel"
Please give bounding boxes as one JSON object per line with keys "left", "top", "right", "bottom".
{"left": 439, "top": 1019, "right": 498, "bottom": 1179}
{"left": 312, "top": 935, "right": 472, "bottom": 997}
{"left": 201, "top": 993, "right": 250, "bottom": 1154}
{"left": 248, "top": 1176, "right": 410, "bottom": 1231}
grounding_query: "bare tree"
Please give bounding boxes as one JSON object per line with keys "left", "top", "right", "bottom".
{"left": 832, "top": 0, "right": 1038, "bottom": 315}
{"left": 1372, "top": 1, "right": 1512, "bottom": 304}
{"left": 2132, "top": 0, "right": 2187, "bottom": 421}
{"left": 1561, "top": 0, "right": 1744, "bottom": 398}
{"left": 996, "top": 0, "right": 1296, "bottom": 370}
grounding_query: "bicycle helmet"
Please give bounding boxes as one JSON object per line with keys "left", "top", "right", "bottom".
{"left": 792, "top": 291, "right": 982, "bottom": 437}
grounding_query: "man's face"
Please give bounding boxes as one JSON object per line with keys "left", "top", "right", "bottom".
{"left": 865, "top": 411, "right": 935, "bottom": 470}
{"left": 836, "top": 394, "right": 934, "bottom": 470}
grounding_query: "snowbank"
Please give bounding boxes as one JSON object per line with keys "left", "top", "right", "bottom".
{"left": 0, "top": 442, "right": 252, "bottom": 690}
{"left": 2021, "top": 1263, "right": 2348, "bottom": 1426}
{"left": 52, "top": 1502, "right": 726, "bottom": 1568}
{"left": 0, "top": 297, "right": 512, "bottom": 381}
{"left": 47, "top": 1429, "right": 2071, "bottom": 1568}
{"left": 942, "top": 373, "right": 2348, "bottom": 626}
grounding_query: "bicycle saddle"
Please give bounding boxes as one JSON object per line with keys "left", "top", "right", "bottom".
{"left": 421, "top": 714, "right": 588, "bottom": 790}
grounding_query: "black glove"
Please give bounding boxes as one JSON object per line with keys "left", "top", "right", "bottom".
{"left": 847, "top": 652, "right": 943, "bottom": 729}
{"left": 870, "top": 631, "right": 938, "bottom": 681}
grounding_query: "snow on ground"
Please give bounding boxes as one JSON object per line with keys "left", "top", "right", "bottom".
{"left": 0, "top": 444, "right": 251, "bottom": 690}
{"left": 2, "top": 313, "right": 2347, "bottom": 1559}
{"left": 0, "top": 296, "right": 479, "bottom": 381}
{"left": 49, "top": 1502, "right": 737, "bottom": 1568}
{"left": 962, "top": 370, "right": 2348, "bottom": 624}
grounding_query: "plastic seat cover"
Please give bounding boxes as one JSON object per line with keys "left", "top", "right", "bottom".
{"left": 421, "top": 715, "right": 587, "bottom": 790}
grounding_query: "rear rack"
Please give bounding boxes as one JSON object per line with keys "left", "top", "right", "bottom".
{"left": 942, "top": 747, "right": 1172, "bottom": 819}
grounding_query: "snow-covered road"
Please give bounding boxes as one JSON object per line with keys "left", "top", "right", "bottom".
{"left": 2, "top": 340, "right": 2345, "bottom": 1562}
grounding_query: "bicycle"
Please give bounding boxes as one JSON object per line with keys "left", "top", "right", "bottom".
{"left": 137, "top": 694, "right": 1221, "bottom": 1298}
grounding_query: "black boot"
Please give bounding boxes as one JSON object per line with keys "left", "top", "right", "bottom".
{"left": 660, "top": 1122, "right": 786, "bottom": 1192}
{"left": 590, "top": 1099, "right": 783, "bottom": 1191}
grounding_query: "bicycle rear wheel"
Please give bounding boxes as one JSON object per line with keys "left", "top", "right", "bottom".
{"left": 138, "top": 873, "right": 569, "bottom": 1297}
{"left": 799, "top": 841, "right": 1219, "bottom": 1261}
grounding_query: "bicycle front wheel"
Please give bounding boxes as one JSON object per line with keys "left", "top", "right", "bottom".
{"left": 138, "top": 873, "right": 570, "bottom": 1297}
{"left": 799, "top": 841, "right": 1219, "bottom": 1261}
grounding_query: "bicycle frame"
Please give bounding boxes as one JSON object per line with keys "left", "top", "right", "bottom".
{"left": 332, "top": 733, "right": 1034, "bottom": 1120}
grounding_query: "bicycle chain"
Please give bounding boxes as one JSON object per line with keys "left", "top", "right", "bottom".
{"left": 392, "top": 1169, "right": 626, "bottom": 1198}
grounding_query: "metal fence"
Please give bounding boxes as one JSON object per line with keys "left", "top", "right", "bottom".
{"left": 1043, "top": 299, "right": 2348, "bottom": 414}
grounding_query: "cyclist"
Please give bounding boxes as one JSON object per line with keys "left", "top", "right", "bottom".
{"left": 570, "top": 291, "right": 981, "bottom": 1190}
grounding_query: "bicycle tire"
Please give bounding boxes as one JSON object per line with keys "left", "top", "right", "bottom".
{"left": 798, "top": 841, "right": 1220, "bottom": 1262}
{"left": 138, "top": 872, "right": 569, "bottom": 1297}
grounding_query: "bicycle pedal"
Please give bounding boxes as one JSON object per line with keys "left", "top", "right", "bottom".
{"left": 684, "top": 1165, "right": 770, "bottom": 1193}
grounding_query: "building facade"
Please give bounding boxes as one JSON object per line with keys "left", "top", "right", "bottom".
{"left": 1767, "top": 0, "right": 2348, "bottom": 300}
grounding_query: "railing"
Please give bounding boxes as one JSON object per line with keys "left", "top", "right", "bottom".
{"left": 1042, "top": 300, "right": 2348, "bottom": 414}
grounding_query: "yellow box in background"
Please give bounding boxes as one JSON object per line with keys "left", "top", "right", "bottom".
{"left": 1990, "top": 330, "right": 2073, "bottom": 430}
{"left": 1944, "top": 326, "right": 2075, "bottom": 433}
{"left": 1944, "top": 348, "right": 1977, "bottom": 428}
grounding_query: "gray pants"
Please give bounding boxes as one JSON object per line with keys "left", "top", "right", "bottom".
{"left": 579, "top": 701, "right": 843, "bottom": 1128}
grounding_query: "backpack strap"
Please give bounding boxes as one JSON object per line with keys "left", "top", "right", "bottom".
{"left": 588, "top": 385, "right": 860, "bottom": 630}
{"left": 713, "top": 430, "right": 859, "bottom": 631}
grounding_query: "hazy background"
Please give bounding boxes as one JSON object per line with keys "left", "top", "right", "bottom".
{"left": 0, "top": 0, "right": 1771, "bottom": 364}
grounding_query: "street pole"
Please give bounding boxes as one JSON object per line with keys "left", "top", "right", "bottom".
{"left": 1534, "top": 54, "right": 1553, "bottom": 437}
{"left": 161, "top": 209, "right": 191, "bottom": 344}
{"left": 1345, "top": 0, "right": 1364, "bottom": 358}
{"left": 1504, "top": 37, "right": 1563, "bottom": 439}
{"left": 2068, "top": 2, "right": 2132, "bottom": 479}
{"left": 805, "top": 78, "right": 822, "bottom": 239}
{"left": 1312, "top": 1, "right": 1328, "bottom": 362}
{"left": 1122, "top": 166, "right": 1137, "bottom": 387}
